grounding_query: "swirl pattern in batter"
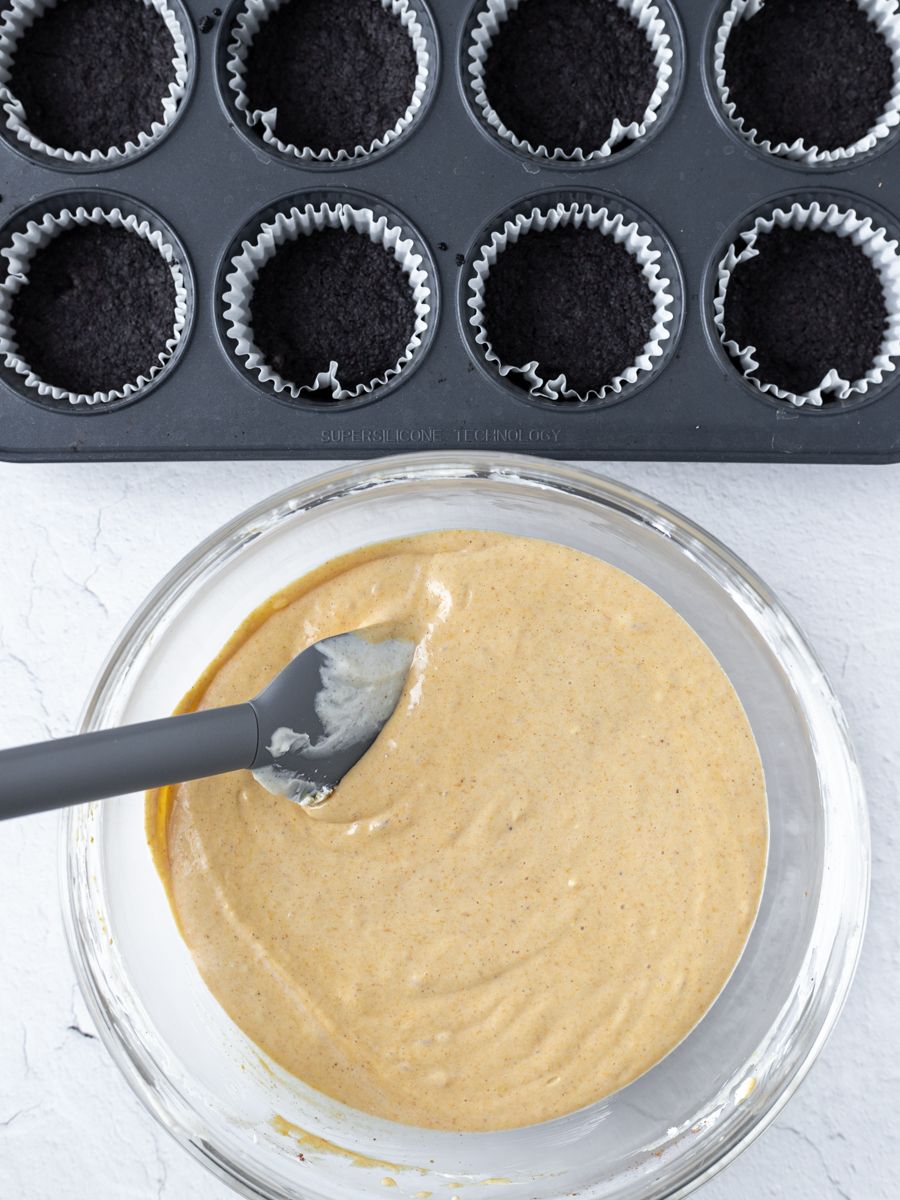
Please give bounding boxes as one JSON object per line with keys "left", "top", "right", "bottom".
{"left": 147, "top": 531, "right": 767, "bottom": 1131}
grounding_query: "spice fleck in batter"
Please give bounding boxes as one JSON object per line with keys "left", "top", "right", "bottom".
{"left": 147, "top": 531, "right": 767, "bottom": 1131}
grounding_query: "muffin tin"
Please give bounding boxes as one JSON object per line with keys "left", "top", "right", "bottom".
{"left": 1, "top": 0, "right": 900, "bottom": 462}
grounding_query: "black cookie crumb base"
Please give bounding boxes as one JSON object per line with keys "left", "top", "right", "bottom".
{"left": 243, "top": 0, "right": 417, "bottom": 154}
{"left": 7, "top": 0, "right": 176, "bottom": 154}
{"left": 483, "top": 225, "right": 654, "bottom": 396}
{"left": 723, "top": 0, "right": 894, "bottom": 152}
{"left": 10, "top": 225, "right": 177, "bottom": 396}
{"left": 482, "top": 0, "right": 658, "bottom": 155}
{"left": 2, "top": 0, "right": 900, "bottom": 464}
{"left": 250, "top": 227, "right": 416, "bottom": 393}
{"left": 722, "top": 225, "right": 887, "bottom": 397}
{"left": 198, "top": 7, "right": 223, "bottom": 34}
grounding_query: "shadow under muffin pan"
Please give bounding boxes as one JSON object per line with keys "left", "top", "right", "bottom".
{"left": 2, "top": 0, "right": 900, "bottom": 462}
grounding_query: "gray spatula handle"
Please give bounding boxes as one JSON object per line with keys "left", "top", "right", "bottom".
{"left": 0, "top": 705, "right": 260, "bottom": 821}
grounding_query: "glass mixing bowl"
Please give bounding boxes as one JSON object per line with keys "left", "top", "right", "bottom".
{"left": 62, "top": 453, "right": 868, "bottom": 1200}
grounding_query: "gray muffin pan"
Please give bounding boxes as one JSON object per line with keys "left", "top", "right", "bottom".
{"left": 1, "top": 0, "right": 899, "bottom": 462}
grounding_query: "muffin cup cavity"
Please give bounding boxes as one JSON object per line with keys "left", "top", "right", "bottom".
{"left": 0, "top": 0, "right": 190, "bottom": 167}
{"left": 713, "top": 0, "right": 900, "bottom": 167}
{"left": 223, "top": 201, "right": 433, "bottom": 401}
{"left": 0, "top": 205, "right": 188, "bottom": 406}
{"left": 713, "top": 200, "right": 900, "bottom": 407}
{"left": 466, "top": 0, "right": 675, "bottom": 163}
{"left": 225, "top": 0, "right": 433, "bottom": 164}
{"left": 466, "top": 200, "right": 677, "bottom": 403}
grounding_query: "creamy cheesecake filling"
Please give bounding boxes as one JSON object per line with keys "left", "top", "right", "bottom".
{"left": 147, "top": 530, "right": 767, "bottom": 1131}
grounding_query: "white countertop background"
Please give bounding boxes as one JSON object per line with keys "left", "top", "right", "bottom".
{"left": 0, "top": 459, "right": 897, "bottom": 1199}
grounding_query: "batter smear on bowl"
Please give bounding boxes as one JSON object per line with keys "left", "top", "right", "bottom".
{"left": 147, "top": 531, "right": 768, "bottom": 1132}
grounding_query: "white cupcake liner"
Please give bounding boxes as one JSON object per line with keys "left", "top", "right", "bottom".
{"left": 0, "top": 206, "right": 188, "bottom": 406}
{"left": 0, "top": 0, "right": 189, "bottom": 166}
{"left": 466, "top": 0, "right": 674, "bottom": 162}
{"left": 466, "top": 201, "right": 676, "bottom": 402}
{"left": 713, "top": 201, "right": 900, "bottom": 407}
{"left": 223, "top": 202, "right": 432, "bottom": 401}
{"left": 225, "top": 0, "right": 432, "bottom": 163}
{"left": 714, "top": 0, "right": 900, "bottom": 166}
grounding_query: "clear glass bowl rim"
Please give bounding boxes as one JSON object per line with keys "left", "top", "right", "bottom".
{"left": 60, "top": 451, "right": 870, "bottom": 1200}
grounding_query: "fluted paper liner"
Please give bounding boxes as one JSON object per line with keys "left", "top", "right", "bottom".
{"left": 714, "top": 0, "right": 900, "bottom": 166}
{"left": 467, "top": 0, "right": 674, "bottom": 162}
{"left": 467, "top": 201, "right": 676, "bottom": 402}
{"left": 0, "top": 0, "right": 189, "bottom": 166}
{"left": 226, "top": 0, "right": 432, "bottom": 164}
{"left": 713, "top": 201, "right": 900, "bottom": 406}
{"left": 223, "top": 202, "right": 432, "bottom": 400}
{"left": 0, "top": 206, "right": 188, "bottom": 405}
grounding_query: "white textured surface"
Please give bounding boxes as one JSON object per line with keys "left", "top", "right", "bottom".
{"left": 0, "top": 459, "right": 897, "bottom": 1199}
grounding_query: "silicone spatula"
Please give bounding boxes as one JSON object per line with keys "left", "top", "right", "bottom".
{"left": 0, "top": 626, "right": 415, "bottom": 821}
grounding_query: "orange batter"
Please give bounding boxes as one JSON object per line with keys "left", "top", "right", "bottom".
{"left": 147, "top": 531, "right": 767, "bottom": 1131}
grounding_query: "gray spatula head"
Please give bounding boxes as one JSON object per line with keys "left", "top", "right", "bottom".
{"left": 249, "top": 627, "right": 416, "bottom": 806}
{"left": 0, "top": 625, "right": 415, "bottom": 821}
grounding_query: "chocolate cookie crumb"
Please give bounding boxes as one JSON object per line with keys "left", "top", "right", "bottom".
{"left": 484, "top": 225, "right": 654, "bottom": 395}
{"left": 482, "top": 0, "right": 657, "bottom": 155}
{"left": 723, "top": 226, "right": 887, "bottom": 395}
{"left": 8, "top": 0, "right": 177, "bottom": 153}
{"left": 723, "top": 0, "right": 894, "bottom": 151}
{"left": 243, "top": 0, "right": 417, "bottom": 154}
{"left": 11, "top": 225, "right": 177, "bottom": 395}
{"left": 250, "top": 228, "right": 415, "bottom": 392}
